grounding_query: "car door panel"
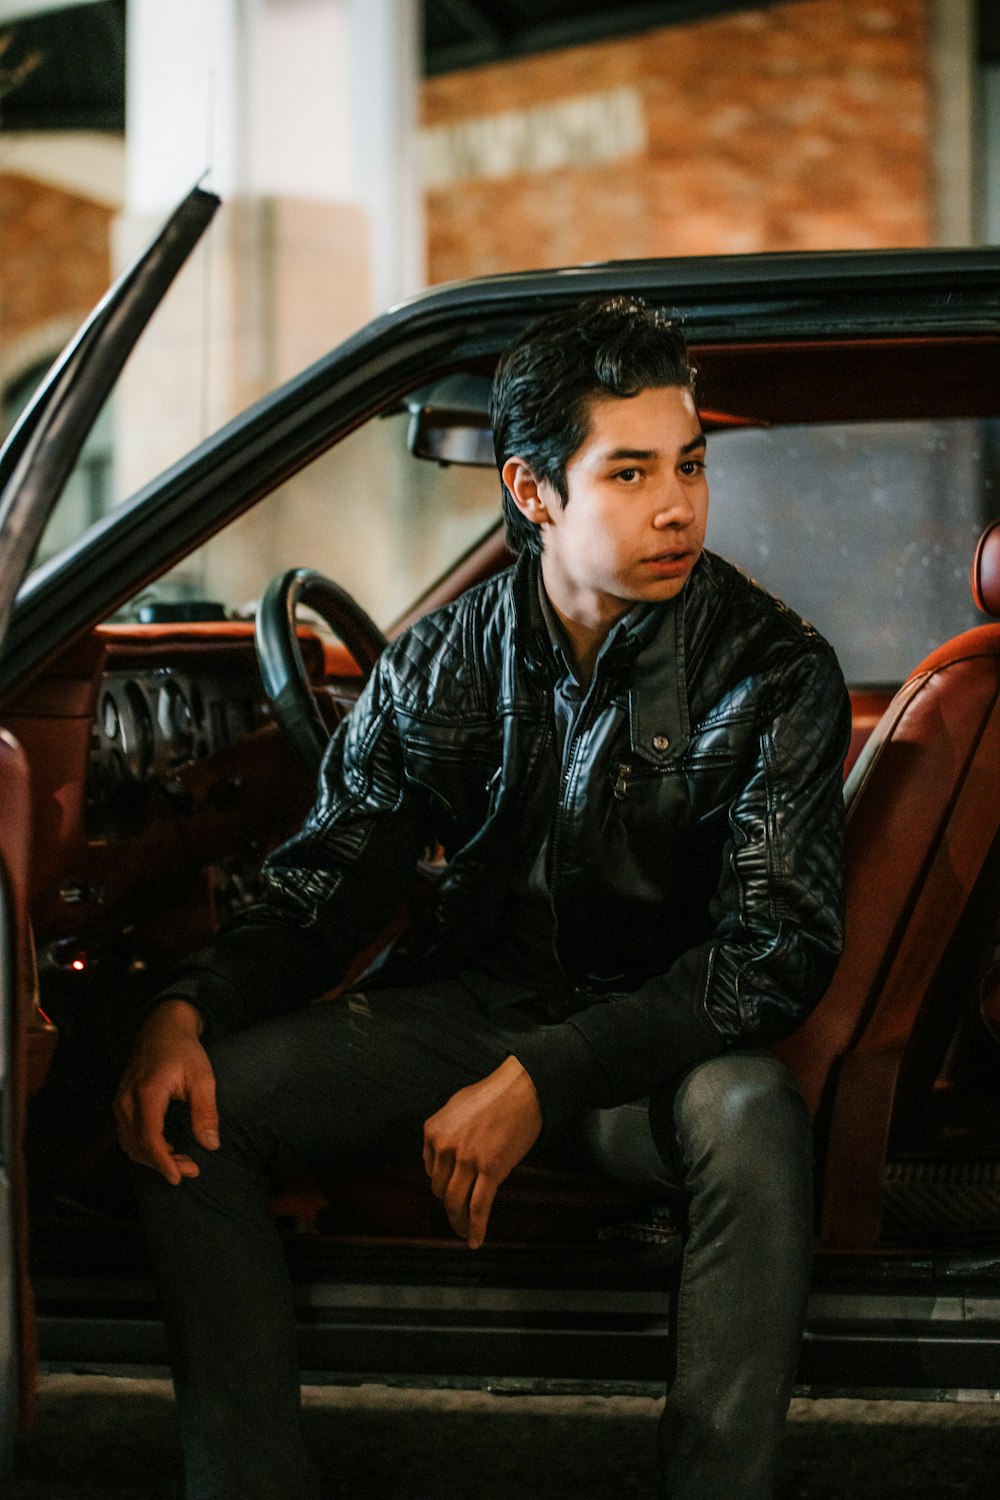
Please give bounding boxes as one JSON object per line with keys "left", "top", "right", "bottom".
{"left": 0, "top": 186, "right": 221, "bottom": 1467}
{"left": 0, "top": 729, "right": 38, "bottom": 1459}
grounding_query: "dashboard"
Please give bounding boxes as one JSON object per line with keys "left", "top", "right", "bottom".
{"left": 0, "top": 623, "right": 326, "bottom": 955}
{"left": 87, "top": 663, "right": 267, "bottom": 838}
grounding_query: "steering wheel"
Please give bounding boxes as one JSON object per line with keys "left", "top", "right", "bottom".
{"left": 255, "top": 568, "right": 387, "bottom": 773}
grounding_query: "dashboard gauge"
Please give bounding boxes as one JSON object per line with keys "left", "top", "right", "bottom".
{"left": 101, "top": 693, "right": 120, "bottom": 741}
{"left": 157, "top": 680, "right": 195, "bottom": 759}
{"left": 121, "top": 681, "right": 155, "bottom": 779}
{"left": 86, "top": 665, "right": 258, "bottom": 839}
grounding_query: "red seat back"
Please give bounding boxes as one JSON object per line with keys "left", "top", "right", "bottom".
{"left": 776, "top": 521, "right": 1000, "bottom": 1125}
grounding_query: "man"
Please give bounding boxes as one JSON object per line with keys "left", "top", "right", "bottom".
{"left": 115, "top": 297, "right": 851, "bottom": 1500}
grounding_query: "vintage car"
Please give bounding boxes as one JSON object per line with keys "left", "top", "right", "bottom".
{"left": 1, "top": 187, "right": 999, "bottom": 1455}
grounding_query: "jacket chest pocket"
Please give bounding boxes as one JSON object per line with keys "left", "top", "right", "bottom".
{"left": 617, "top": 711, "right": 756, "bottom": 816}
{"left": 602, "top": 761, "right": 730, "bottom": 909}
{"left": 607, "top": 760, "right": 694, "bottom": 834}
{"left": 610, "top": 756, "right": 741, "bottom": 837}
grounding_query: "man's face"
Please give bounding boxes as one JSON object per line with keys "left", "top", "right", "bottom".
{"left": 532, "top": 385, "right": 708, "bottom": 624}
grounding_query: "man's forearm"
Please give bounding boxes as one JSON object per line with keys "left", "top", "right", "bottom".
{"left": 509, "top": 948, "right": 724, "bottom": 1124}
{"left": 151, "top": 907, "right": 346, "bottom": 1041}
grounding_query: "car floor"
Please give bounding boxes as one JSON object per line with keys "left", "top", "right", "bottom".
{"left": 8, "top": 1374, "right": 1000, "bottom": 1499}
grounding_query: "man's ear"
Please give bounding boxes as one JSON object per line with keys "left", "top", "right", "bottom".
{"left": 502, "top": 457, "right": 555, "bottom": 529}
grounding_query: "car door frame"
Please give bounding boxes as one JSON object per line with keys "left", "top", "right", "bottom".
{"left": 0, "top": 184, "right": 219, "bottom": 1467}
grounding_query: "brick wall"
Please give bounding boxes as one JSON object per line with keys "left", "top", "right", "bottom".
{"left": 422, "top": 0, "right": 931, "bottom": 283}
{"left": 0, "top": 172, "right": 112, "bottom": 392}
{"left": 0, "top": 0, "right": 934, "bottom": 400}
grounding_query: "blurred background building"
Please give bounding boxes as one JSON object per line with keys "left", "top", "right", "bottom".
{"left": 0, "top": 0, "right": 997, "bottom": 622}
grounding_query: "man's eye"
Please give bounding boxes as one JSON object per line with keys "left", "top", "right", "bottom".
{"left": 615, "top": 468, "right": 641, "bottom": 482}
{"left": 679, "top": 460, "right": 706, "bottom": 476}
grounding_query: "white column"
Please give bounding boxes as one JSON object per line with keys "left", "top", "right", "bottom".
{"left": 119, "top": 0, "right": 426, "bottom": 617}
{"left": 930, "top": 0, "right": 977, "bottom": 246}
{"left": 348, "top": 0, "right": 426, "bottom": 309}
{"left": 126, "top": 0, "right": 364, "bottom": 211}
{"left": 984, "top": 65, "right": 1000, "bottom": 244}
{"left": 124, "top": 0, "right": 424, "bottom": 336}
{"left": 119, "top": 0, "right": 393, "bottom": 492}
{"left": 125, "top": 0, "right": 242, "bottom": 214}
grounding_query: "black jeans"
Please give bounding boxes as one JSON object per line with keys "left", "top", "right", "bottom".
{"left": 133, "top": 976, "right": 813, "bottom": 1500}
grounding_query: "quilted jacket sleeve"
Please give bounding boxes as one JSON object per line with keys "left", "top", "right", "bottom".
{"left": 511, "top": 639, "right": 852, "bottom": 1121}
{"left": 156, "top": 654, "right": 430, "bottom": 1040}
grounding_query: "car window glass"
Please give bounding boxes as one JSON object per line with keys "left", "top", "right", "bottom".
{"left": 4, "top": 364, "right": 116, "bottom": 571}
{"left": 11, "top": 200, "right": 336, "bottom": 582}
{"left": 144, "top": 411, "right": 504, "bottom": 628}
{"left": 144, "top": 413, "right": 996, "bottom": 676}
{"left": 707, "top": 418, "right": 996, "bottom": 683}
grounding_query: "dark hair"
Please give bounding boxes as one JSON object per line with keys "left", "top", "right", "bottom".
{"left": 489, "top": 296, "right": 694, "bottom": 556}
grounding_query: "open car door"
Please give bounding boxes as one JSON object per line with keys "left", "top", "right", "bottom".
{"left": 0, "top": 185, "right": 220, "bottom": 1466}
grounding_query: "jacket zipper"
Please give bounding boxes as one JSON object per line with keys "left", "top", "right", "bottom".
{"left": 548, "top": 686, "right": 600, "bottom": 984}
{"left": 614, "top": 758, "right": 682, "bottom": 798}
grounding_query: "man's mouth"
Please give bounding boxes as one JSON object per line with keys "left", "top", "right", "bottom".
{"left": 644, "top": 547, "right": 694, "bottom": 568}
{"left": 639, "top": 547, "right": 697, "bottom": 581}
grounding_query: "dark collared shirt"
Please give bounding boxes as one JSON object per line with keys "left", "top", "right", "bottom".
{"left": 476, "top": 584, "right": 655, "bottom": 1008}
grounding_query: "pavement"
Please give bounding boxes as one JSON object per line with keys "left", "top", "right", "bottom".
{"left": 8, "top": 1375, "right": 1000, "bottom": 1498}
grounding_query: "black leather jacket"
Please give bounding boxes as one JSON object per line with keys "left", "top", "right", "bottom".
{"left": 170, "top": 551, "right": 850, "bottom": 1119}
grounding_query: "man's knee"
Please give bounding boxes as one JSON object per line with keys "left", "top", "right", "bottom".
{"left": 659, "top": 1052, "right": 813, "bottom": 1208}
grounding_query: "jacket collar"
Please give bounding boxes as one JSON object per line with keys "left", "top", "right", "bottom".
{"left": 508, "top": 550, "right": 697, "bottom": 767}
{"left": 510, "top": 551, "right": 555, "bottom": 680}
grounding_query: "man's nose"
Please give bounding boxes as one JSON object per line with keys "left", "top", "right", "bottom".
{"left": 652, "top": 478, "right": 696, "bottom": 528}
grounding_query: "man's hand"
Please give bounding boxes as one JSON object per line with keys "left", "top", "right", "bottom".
{"left": 423, "top": 1055, "right": 542, "bottom": 1249}
{"left": 113, "top": 999, "right": 219, "bottom": 1185}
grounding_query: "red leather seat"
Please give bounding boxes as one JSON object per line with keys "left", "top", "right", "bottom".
{"left": 775, "top": 520, "right": 1000, "bottom": 1247}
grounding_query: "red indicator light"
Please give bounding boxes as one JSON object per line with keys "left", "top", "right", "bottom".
{"left": 71, "top": 958, "right": 85, "bottom": 972}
